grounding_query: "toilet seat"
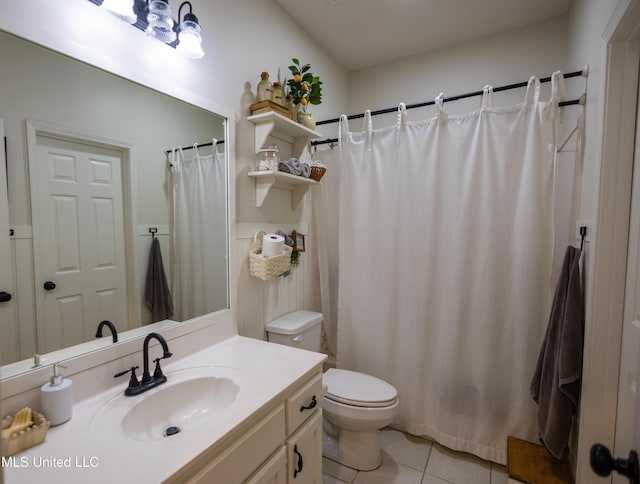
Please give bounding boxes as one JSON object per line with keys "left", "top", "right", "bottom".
{"left": 324, "top": 369, "right": 398, "bottom": 408}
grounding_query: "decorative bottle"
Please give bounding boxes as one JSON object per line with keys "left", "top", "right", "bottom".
{"left": 256, "top": 72, "right": 272, "bottom": 102}
{"left": 271, "top": 82, "right": 283, "bottom": 105}
{"left": 40, "top": 362, "right": 73, "bottom": 426}
{"left": 286, "top": 94, "right": 297, "bottom": 120}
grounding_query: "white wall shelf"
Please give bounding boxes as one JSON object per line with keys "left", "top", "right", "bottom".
{"left": 247, "top": 111, "right": 323, "bottom": 208}
{"left": 248, "top": 170, "right": 319, "bottom": 208}
{"left": 247, "top": 111, "right": 322, "bottom": 157}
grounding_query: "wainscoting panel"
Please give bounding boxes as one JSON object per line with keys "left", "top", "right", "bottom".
{"left": 235, "top": 223, "right": 310, "bottom": 341}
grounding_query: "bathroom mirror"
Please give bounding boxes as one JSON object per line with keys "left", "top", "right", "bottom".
{"left": 0, "top": 31, "right": 230, "bottom": 373}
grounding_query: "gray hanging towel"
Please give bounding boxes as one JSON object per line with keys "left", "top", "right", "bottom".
{"left": 144, "top": 237, "right": 174, "bottom": 323}
{"left": 530, "top": 245, "right": 584, "bottom": 461}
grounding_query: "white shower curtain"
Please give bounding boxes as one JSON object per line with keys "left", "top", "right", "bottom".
{"left": 334, "top": 76, "right": 561, "bottom": 464}
{"left": 170, "top": 144, "right": 227, "bottom": 321}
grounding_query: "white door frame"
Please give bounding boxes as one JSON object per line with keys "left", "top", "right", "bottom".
{"left": 576, "top": 0, "right": 640, "bottom": 482}
{"left": 0, "top": 118, "right": 18, "bottom": 365}
{"left": 25, "top": 119, "right": 141, "bottom": 334}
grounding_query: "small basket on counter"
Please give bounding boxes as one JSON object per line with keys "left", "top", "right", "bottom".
{"left": 2, "top": 408, "right": 50, "bottom": 457}
{"left": 249, "top": 231, "right": 292, "bottom": 281}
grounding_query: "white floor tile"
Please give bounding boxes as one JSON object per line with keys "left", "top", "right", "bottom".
{"left": 323, "top": 457, "right": 358, "bottom": 483}
{"left": 353, "top": 452, "right": 424, "bottom": 484}
{"left": 425, "top": 443, "right": 491, "bottom": 484}
{"left": 490, "top": 463, "right": 509, "bottom": 484}
{"left": 322, "top": 429, "right": 505, "bottom": 484}
{"left": 323, "top": 474, "right": 352, "bottom": 484}
{"left": 379, "top": 428, "right": 433, "bottom": 471}
{"left": 421, "top": 474, "right": 456, "bottom": 484}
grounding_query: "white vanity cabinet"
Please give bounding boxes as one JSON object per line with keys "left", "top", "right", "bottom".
{"left": 170, "top": 370, "right": 323, "bottom": 484}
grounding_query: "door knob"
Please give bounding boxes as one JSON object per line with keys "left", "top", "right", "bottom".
{"left": 0, "top": 291, "right": 12, "bottom": 302}
{"left": 590, "top": 443, "right": 639, "bottom": 484}
{"left": 43, "top": 281, "right": 56, "bottom": 291}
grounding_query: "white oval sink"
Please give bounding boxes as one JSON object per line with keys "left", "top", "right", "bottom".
{"left": 121, "top": 375, "right": 239, "bottom": 441}
{"left": 89, "top": 366, "right": 240, "bottom": 441}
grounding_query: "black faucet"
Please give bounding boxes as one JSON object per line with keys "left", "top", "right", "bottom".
{"left": 95, "top": 320, "right": 118, "bottom": 343}
{"left": 114, "top": 332, "right": 172, "bottom": 397}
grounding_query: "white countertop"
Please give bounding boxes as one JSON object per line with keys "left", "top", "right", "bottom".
{"left": 3, "top": 335, "right": 326, "bottom": 483}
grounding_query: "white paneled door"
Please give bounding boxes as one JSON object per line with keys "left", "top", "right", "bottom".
{"left": 0, "top": 119, "right": 19, "bottom": 365}
{"left": 29, "top": 132, "right": 128, "bottom": 353}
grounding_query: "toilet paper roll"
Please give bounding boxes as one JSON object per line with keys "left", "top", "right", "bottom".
{"left": 262, "top": 234, "right": 285, "bottom": 258}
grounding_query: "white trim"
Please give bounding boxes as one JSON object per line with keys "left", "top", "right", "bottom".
{"left": 576, "top": 1, "right": 640, "bottom": 482}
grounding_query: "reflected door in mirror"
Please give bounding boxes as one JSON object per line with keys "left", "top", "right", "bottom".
{"left": 30, "top": 133, "right": 128, "bottom": 353}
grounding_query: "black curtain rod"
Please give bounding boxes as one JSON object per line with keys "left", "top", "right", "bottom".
{"left": 312, "top": 69, "right": 587, "bottom": 145}
{"left": 165, "top": 139, "right": 225, "bottom": 154}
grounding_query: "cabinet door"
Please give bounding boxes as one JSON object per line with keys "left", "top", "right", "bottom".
{"left": 245, "top": 446, "right": 287, "bottom": 484}
{"left": 287, "top": 411, "right": 322, "bottom": 484}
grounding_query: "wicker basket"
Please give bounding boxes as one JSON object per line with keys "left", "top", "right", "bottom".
{"left": 309, "top": 166, "right": 327, "bottom": 181}
{"left": 249, "top": 231, "right": 292, "bottom": 281}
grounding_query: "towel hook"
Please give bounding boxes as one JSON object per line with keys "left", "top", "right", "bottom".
{"left": 579, "top": 226, "right": 587, "bottom": 252}
{"left": 149, "top": 227, "right": 158, "bottom": 239}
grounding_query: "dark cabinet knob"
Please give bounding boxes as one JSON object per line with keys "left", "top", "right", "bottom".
{"left": 43, "top": 281, "right": 56, "bottom": 291}
{"left": 0, "top": 291, "right": 12, "bottom": 302}
{"left": 590, "top": 443, "right": 639, "bottom": 484}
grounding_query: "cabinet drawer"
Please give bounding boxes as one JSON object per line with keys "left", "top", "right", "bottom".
{"left": 287, "top": 411, "right": 323, "bottom": 484}
{"left": 185, "top": 404, "right": 286, "bottom": 484}
{"left": 285, "top": 373, "right": 323, "bottom": 435}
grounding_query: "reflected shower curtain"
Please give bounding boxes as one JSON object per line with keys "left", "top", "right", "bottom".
{"left": 170, "top": 145, "right": 227, "bottom": 321}
{"left": 336, "top": 77, "right": 560, "bottom": 464}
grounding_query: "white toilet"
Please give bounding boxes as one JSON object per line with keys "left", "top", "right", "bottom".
{"left": 266, "top": 310, "right": 400, "bottom": 471}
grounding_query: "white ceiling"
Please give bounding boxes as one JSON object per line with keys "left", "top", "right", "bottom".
{"left": 274, "top": 0, "right": 573, "bottom": 70}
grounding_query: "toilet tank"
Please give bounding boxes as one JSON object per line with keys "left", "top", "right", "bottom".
{"left": 266, "top": 310, "right": 323, "bottom": 352}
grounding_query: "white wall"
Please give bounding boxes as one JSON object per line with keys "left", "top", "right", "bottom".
{"left": 346, "top": 16, "right": 571, "bottom": 123}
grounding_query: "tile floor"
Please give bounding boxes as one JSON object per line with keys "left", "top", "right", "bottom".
{"left": 322, "top": 428, "right": 509, "bottom": 484}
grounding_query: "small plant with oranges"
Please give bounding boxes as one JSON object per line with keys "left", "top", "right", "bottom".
{"left": 286, "top": 58, "right": 322, "bottom": 112}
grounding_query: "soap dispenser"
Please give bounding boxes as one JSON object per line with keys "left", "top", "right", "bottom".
{"left": 40, "top": 363, "right": 72, "bottom": 426}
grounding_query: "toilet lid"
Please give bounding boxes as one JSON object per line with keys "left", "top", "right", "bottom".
{"left": 324, "top": 369, "right": 398, "bottom": 408}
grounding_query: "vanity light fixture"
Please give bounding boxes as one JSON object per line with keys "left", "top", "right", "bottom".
{"left": 87, "top": 0, "right": 205, "bottom": 59}
{"left": 100, "top": 0, "right": 137, "bottom": 24}
{"left": 176, "top": 1, "right": 204, "bottom": 59}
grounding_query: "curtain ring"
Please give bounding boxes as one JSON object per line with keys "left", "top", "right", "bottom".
{"left": 397, "top": 102, "right": 408, "bottom": 126}
{"left": 481, "top": 85, "right": 493, "bottom": 110}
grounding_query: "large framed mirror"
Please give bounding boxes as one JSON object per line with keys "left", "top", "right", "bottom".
{"left": 0, "top": 30, "right": 230, "bottom": 377}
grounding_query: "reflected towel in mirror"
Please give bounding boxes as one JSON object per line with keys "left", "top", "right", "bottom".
{"left": 144, "top": 238, "right": 175, "bottom": 323}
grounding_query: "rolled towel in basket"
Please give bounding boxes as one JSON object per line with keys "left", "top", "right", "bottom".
{"left": 278, "top": 158, "right": 311, "bottom": 178}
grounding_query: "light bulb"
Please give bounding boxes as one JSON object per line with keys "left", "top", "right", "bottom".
{"left": 177, "top": 18, "right": 204, "bottom": 59}
{"left": 100, "top": 0, "right": 137, "bottom": 24}
{"left": 146, "top": 0, "right": 176, "bottom": 44}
